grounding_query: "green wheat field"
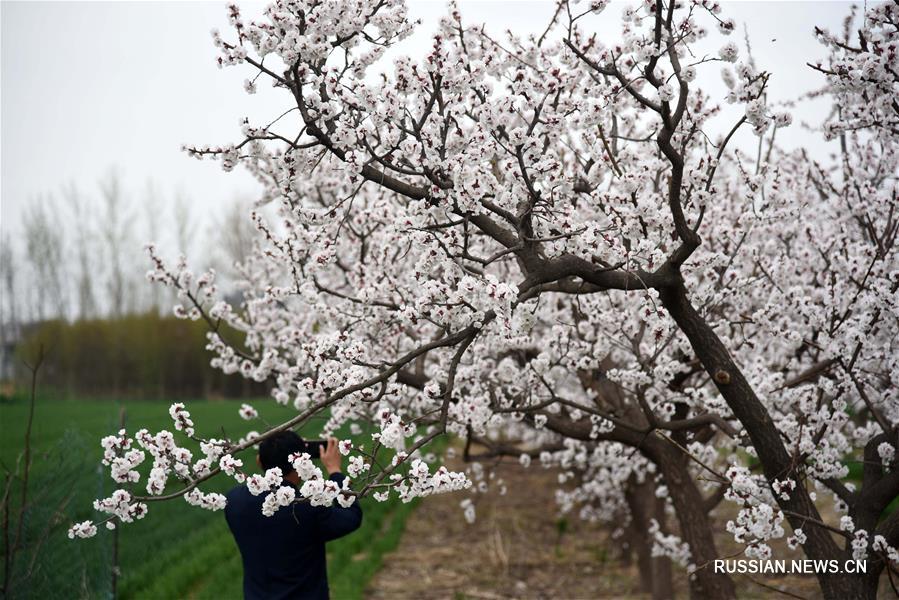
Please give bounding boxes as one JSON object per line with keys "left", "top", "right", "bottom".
{"left": 0, "top": 395, "right": 426, "bottom": 599}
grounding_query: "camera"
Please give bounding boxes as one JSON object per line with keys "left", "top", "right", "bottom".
{"left": 300, "top": 439, "right": 327, "bottom": 459}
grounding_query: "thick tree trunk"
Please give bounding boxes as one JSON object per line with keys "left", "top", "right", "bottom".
{"left": 650, "top": 499, "right": 674, "bottom": 600}
{"left": 544, "top": 401, "right": 734, "bottom": 598}
{"left": 624, "top": 474, "right": 674, "bottom": 599}
{"left": 648, "top": 438, "right": 736, "bottom": 600}
{"left": 656, "top": 280, "right": 877, "bottom": 599}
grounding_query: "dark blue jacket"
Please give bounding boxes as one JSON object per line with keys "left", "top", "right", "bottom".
{"left": 225, "top": 472, "right": 363, "bottom": 600}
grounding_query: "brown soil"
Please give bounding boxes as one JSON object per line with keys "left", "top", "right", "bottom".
{"left": 365, "top": 454, "right": 676, "bottom": 599}
{"left": 366, "top": 451, "right": 897, "bottom": 599}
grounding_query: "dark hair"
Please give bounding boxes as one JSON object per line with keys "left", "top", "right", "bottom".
{"left": 258, "top": 430, "right": 305, "bottom": 475}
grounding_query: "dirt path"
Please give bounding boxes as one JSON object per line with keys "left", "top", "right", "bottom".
{"left": 365, "top": 455, "right": 663, "bottom": 599}
{"left": 364, "top": 446, "right": 899, "bottom": 600}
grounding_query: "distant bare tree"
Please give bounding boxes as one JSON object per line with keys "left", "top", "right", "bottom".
{"left": 0, "top": 235, "right": 19, "bottom": 341}
{"left": 22, "top": 196, "right": 67, "bottom": 322}
{"left": 9, "top": 173, "right": 227, "bottom": 322}
{"left": 63, "top": 183, "right": 98, "bottom": 320}
{"left": 142, "top": 180, "right": 164, "bottom": 313}
{"left": 99, "top": 172, "right": 131, "bottom": 317}
{"left": 214, "top": 198, "right": 255, "bottom": 282}
{"left": 173, "top": 190, "right": 196, "bottom": 259}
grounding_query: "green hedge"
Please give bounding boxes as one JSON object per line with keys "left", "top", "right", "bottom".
{"left": 13, "top": 312, "right": 265, "bottom": 399}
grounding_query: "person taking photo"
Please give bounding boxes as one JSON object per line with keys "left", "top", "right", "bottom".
{"left": 225, "top": 432, "right": 363, "bottom": 600}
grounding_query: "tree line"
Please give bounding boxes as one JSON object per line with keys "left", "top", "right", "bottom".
{"left": 1, "top": 171, "right": 259, "bottom": 398}
{"left": 12, "top": 313, "right": 266, "bottom": 399}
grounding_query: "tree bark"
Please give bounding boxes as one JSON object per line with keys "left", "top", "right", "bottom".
{"left": 624, "top": 474, "right": 674, "bottom": 599}
{"left": 657, "top": 280, "right": 868, "bottom": 599}
{"left": 545, "top": 408, "right": 736, "bottom": 599}
{"left": 646, "top": 438, "right": 736, "bottom": 600}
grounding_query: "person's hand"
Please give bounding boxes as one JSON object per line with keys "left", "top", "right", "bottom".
{"left": 320, "top": 437, "right": 342, "bottom": 476}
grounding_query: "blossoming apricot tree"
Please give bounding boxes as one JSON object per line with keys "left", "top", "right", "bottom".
{"left": 71, "top": 1, "right": 897, "bottom": 598}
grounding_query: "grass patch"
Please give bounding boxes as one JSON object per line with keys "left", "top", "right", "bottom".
{"left": 1, "top": 395, "right": 438, "bottom": 599}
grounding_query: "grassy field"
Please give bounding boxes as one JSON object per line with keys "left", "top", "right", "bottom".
{"left": 0, "top": 394, "right": 428, "bottom": 599}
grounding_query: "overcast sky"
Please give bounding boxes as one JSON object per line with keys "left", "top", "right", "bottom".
{"left": 1, "top": 0, "right": 853, "bottom": 237}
